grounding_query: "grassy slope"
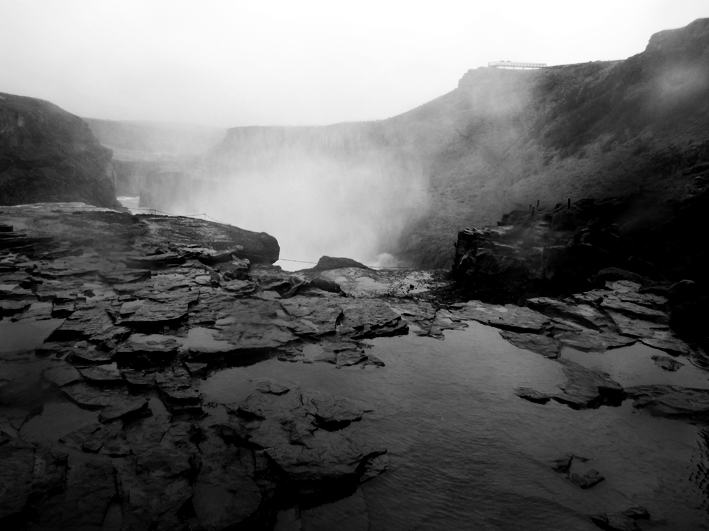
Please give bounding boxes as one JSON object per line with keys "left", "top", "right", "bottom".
{"left": 393, "top": 18, "right": 709, "bottom": 268}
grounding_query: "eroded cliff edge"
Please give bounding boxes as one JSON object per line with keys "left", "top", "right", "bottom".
{"left": 0, "top": 93, "right": 119, "bottom": 208}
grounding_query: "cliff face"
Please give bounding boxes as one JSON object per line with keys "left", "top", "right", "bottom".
{"left": 394, "top": 17, "right": 709, "bottom": 267}
{"left": 84, "top": 118, "right": 225, "bottom": 197}
{"left": 0, "top": 93, "right": 119, "bottom": 208}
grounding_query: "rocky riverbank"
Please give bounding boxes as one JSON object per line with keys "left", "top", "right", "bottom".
{"left": 1, "top": 204, "right": 709, "bottom": 530}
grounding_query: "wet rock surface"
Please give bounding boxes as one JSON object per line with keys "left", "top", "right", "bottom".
{"left": 2, "top": 203, "right": 709, "bottom": 530}
{"left": 0, "top": 205, "right": 415, "bottom": 530}
{"left": 590, "top": 506, "right": 650, "bottom": 531}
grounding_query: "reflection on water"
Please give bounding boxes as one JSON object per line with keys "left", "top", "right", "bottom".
{"left": 20, "top": 402, "right": 97, "bottom": 442}
{"left": 202, "top": 321, "right": 709, "bottom": 530}
{"left": 562, "top": 342, "right": 709, "bottom": 389}
{"left": 0, "top": 319, "right": 65, "bottom": 354}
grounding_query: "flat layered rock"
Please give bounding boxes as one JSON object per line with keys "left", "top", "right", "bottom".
{"left": 254, "top": 378, "right": 290, "bottom": 395}
{"left": 52, "top": 307, "right": 113, "bottom": 339}
{"left": 89, "top": 326, "right": 131, "bottom": 348}
{"left": 155, "top": 373, "right": 202, "bottom": 413}
{"left": 625, "top": 385, "right": 709, "bottom": 420}
{"left": 99, "top": 269, "right": 152, "bottom": 283}
{"left": 390, "top": 301, "right": 465, "bottom": 339}
{"left": 43, "top": 363, "right": 82, "bottom": 387}
{"left": 0, "top": 283, "right": 35, "bottom": 300}
{"left": 571, "top": 289, "right": 610, "bottom": 305}
{"left": 228, "top": 387, "right": 383, "bottom": 488}
{"left": 223, "top": 279, "right": 257, "bottom": 296}
{"left": 336, "top": 349, "right": 369, "bottom": 368}
{"left": 197, "top": 249, "right": 234, "bottom": 265}
{"left": 150, "top": 273, "right": 197, "bottom": 292}
{"left": 570, "top": 469, "right": 605, "bottom": 489}
{"left": 115, "top": 337, "right": 181, "bottom": 368}
{"left": 600, "top": 297, "right": 669, "bottom": 324}
{"left": 61, "top": 384, "right": 143, "bottom": 417}
{"left": 606, "top": 311, "right": 669, "bottom": 339}
{"left": 280, "top": 298, "right": 342, "bottom": 337}
{"left": 449, "top": 301, "right": 548, "bottom": 333}
{"left": 69, "top": 347, "right": 114, "bottom": 365}
{"left": 79, "top": 365, "right": 125, "bottom": 387}
{"left": 119, "top": 300, "right": 189, "bottom": 328}
{"left": 124, "top": 253, "right": 185, "bottom": 269}
{"left": 211, "top": 299, "right": 296, "bottom": 354}
{"left": 121, "top": 370, "right": 155, "bottom": 391}
{"left": 338, "top": 300, "right": 408, "bottom": 339}
{"left": 514, "top": 387, "right": 552, "bottom": 404}
{"left": 499, "top": 331, "right": 561, "bottom": 358}
{"left": 554, "top": 329, "right": 636, "bottom": 353}
{"left": 61, "top": 422, "right": 131, "bottom": 456}
{"left": 639, "top": 330, "right": 693, "bottom": 356}
{"left": 0, "top": 300, "right": 31, "bottom": 317}
{"left": 302, "top": 390, "right": 365, "bottom": 430}
{"left": 266, "top": 430, "right": 383, "bottom": 484}
{"left": 61, "top": 383, "right": 114, "bottom": 409}
{"left": 181, "top": 327, "right": 235, "bottom": 359}
{"left": 99, "top": 397, "right": 150, "bottom": 423}
{"left": 615, "top": 290, "right": 668, "bottom": 308}
{"left": 555, "top": 360, "right": 624, "bottom": 409}
{"left": 527, "top": 297, "right": 609, "bottom": 329}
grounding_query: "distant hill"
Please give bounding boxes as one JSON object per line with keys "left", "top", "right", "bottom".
{"left": 83, "top": 119, "right": 226, "bottom": 160}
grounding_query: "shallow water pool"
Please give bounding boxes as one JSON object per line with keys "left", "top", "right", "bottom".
{"left": 202, "top": 321, "right": 709, "bottom": 530}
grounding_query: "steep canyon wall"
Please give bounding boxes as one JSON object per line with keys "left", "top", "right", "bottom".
{"left": 0, "top": 93, "right": 119, "bottom": 208}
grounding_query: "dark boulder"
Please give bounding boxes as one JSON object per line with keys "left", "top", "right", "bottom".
{"left": 308, "top": 256, "right": 371, "bottom": 272}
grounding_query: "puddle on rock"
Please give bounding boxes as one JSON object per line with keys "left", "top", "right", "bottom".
{"left": 561, "top": 342, "right": 709, "bottom": 389}
{"left": 0, "top": 318, "right": 65, "bottom": 354}
{"left": 20, "top": 401, "right": 97, "bottom": 442}
{"left": 202, "top": 320, "right": 709, "bottom": 530}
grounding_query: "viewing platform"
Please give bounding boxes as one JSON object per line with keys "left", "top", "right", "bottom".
{"left": 488, "top": 61, "right": 546, "bottom": 70}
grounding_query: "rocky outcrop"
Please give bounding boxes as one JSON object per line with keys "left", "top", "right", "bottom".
{"left": 0, "top": 93, "right": 119, "bottom": 208}
{"left": 0, "top": 205, "right": 411, "bottom": 529}
{"left": 449, "top": 193, "right": 709, "bottom": 349}
{"left": 0, "top": 204, "right": 280, "bottom": 265}
{"left": 2, "top": 204, "right": 708, "bottom": 529}
{"left": 451, "top": 197, "right": 643, "bottom": 301}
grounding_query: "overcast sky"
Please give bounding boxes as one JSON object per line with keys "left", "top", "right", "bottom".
{"left": 1, "top": 0, "right": 707, "bottom": 127}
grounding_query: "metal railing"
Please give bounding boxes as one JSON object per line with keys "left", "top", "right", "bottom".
{"left": 488, "top": 61, "right": 546, "bottom": 70}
